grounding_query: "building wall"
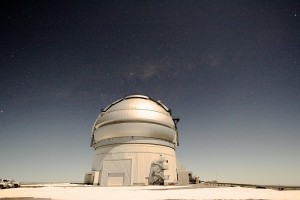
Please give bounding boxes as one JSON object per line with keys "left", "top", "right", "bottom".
{"left": 177, "top": 171, "right": 190, "bottom": 186}
{"left": 91, "top": 143, "right": 177, "bottom": 186}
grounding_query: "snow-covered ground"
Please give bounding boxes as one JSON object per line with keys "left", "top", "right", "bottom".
{"left": 1, "top": 184, "right": 300, "bottom": 200}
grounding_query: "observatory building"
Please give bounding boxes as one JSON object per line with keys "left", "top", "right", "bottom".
{"left": 84, "top": 94, "right": 180, "bottom": 186}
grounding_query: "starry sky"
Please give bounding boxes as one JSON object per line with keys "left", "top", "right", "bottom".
{"left": 0, "top": 1, "right": 299, "bottom": 185}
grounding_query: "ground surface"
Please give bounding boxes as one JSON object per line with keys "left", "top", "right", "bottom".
{"left": 0, "top": 184, "right": 300, "bottom": 200}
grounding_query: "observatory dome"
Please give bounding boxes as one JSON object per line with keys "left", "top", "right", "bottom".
{"left": 86, "top": 94, "right": 179, "bottom": 186}
{"left": 91, "top": 94, "right": 177, "bottom": 145}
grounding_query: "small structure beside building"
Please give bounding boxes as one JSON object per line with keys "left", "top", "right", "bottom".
{"left": 177, "top": 161, "right": 200, "bottom": 185}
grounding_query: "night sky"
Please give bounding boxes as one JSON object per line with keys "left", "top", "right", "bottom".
{"left": 1, "top": 1, "right": 299, "bottom": 185}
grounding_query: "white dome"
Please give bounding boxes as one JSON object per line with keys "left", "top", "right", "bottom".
{"left": 91, "top": 94, "right": 178, "bottom": 147}
{"left": 86, "top": 94, "right": 180, "bottom": 186}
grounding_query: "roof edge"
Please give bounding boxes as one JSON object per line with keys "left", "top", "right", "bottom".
{"left": 101, "top": 94, "right": 170, "bottom": 113}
